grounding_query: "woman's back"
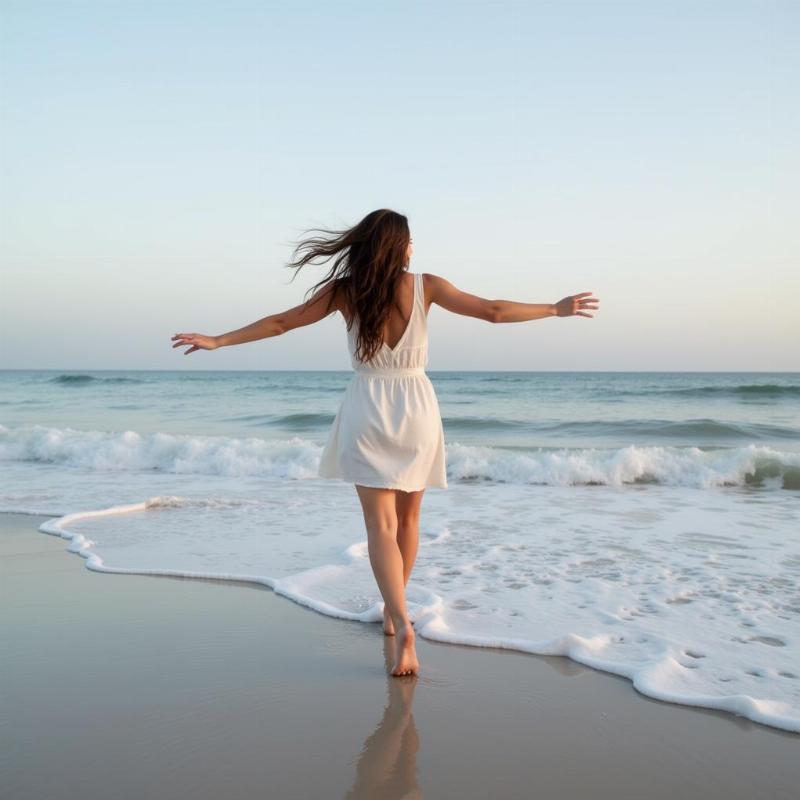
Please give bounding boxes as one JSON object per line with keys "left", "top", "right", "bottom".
{"left": 342, "top": 271, "right": 431, "bottom": 375}
{"left": 339, "top": 270, "right": 425, "bottom": 347}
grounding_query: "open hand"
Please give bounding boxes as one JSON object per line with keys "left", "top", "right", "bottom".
{"left": 171, "top": 332, "right": 220, "bottom": 355}
{"left": 554, "top": 292, "right": 599, "bottom": 318}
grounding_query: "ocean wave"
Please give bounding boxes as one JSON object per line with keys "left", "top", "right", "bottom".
{"left": 446, "top": 380, "right": 800, "bottom": 401}
{"left": 48, "top": 374, "right": 147, "bottom": 385}
{"left": 220, "top": 411, "right": 336, "bottom": 429}
{"left": 443, "top": 416, "right": 799, "bottom": 440}
{"left": 446, "top": 442, "right": 800, "bottom": 490}
{"left": 0, "top": 423, "right": 319, "bottom": 480}
{"left": 620, "top": 383, "right": 800, "bottom": 399}
{"left": 2, "top": 423, "right": 798, "bottom": 489}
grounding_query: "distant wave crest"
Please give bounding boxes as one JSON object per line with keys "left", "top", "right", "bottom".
{"left": 49, "top": 374, "right": 146, "bottom": 385}
{"left": 444, "top": 416, "right": 799, "bottom": 440}
{"left": 621, "top": 383, "right": 800, "bottom": 399}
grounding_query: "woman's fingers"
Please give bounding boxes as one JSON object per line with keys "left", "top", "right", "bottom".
{"left": 171, "top": 332, "right": 196, "bottom": 352}
{"left": 554, "top": 293, "right": 600, "bottom": 317}
{"left": 575, "top": 294, "right": 599, "bottom": 316}
{"left": 171, "top": 332, "right": 216, "bottom": 353}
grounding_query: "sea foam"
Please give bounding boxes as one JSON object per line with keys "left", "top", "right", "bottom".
{"left": 22, "top": 477, "right": 800, "bottom": 735}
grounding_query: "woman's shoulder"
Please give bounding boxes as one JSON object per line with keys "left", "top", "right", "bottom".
{"left": 329, "top": 277, "right": 353, "bottom": 326}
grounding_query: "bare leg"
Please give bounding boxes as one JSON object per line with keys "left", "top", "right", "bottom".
{"left": 383, "top": 488, "right": 424, "bottom": 635}
{"left": 355, "top": 485, "right": 420, "bottom": 676}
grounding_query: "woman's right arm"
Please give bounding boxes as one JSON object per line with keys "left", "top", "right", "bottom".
{"left": 425, "top": 274, "right": 599, "bottom": 322}
{"left": 171, "top": 280, "right": 342, "bottom": 355}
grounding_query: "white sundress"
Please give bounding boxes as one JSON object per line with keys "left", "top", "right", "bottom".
{"left": 317, "top": 271, "right": 448, "bottom": 492}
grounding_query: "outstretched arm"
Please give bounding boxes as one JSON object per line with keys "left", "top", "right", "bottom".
{"left": 426, "top": 274, "right": 599, "bottom": 322}
{"left": 171, "top": 281, "right": 340, "bottom": 355}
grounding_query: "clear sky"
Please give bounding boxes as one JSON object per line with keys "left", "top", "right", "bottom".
{"left": 1, "top": 0, "right": 797, "bottom": 371}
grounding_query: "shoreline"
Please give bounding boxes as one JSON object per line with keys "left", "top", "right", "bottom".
{"left": 2, "top": 511, "right": 798, "bottom": 799}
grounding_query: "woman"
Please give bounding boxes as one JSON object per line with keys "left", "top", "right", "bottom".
{"left": 171, "top": 208, "right": 599, "bottom": 677}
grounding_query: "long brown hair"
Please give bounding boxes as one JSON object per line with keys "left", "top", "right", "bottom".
{"left": 285, "top": 209, "right": 411, "bottom": 363}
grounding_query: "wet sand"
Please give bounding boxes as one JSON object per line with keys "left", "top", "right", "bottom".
{"left": 1, "top": 512, "right": 798, "bottom": 800}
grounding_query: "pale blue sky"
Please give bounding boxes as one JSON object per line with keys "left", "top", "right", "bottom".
{"left": 1, "top": 0, "right": 797, "bottom": 371}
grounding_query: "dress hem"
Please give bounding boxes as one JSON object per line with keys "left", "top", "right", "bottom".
{"left": 317, "top": 473, "right": 447, "bottom": 492}
{"left": 352, "top": 479, "right": 448, "bottom": 492}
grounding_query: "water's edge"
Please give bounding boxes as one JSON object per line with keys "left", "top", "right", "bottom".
{"left": 5, "top": 506, "right": 798, "bottom": 736}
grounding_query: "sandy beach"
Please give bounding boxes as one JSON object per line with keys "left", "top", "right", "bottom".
{"left": 1, "top": 511, "right": 798, "bottom": 800}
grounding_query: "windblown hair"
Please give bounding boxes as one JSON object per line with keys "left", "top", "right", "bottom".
{"left": 285, "top": 209, "right": 411, "bottom": 364}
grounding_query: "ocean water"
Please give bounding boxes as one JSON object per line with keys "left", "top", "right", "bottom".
{"left": 1, "top": 368, "right": 799, "bottom": 732}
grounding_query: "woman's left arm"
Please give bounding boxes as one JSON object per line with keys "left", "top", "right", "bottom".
{"left": 172, "top": 281, "right": 340, "bottom": 355}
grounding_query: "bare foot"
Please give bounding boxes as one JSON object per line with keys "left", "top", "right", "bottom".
{"left": 390, "top": 625, "right": 419, "bottom": 676}
{"left": 383, "top": 606, "right": 395, "bottom": 636}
